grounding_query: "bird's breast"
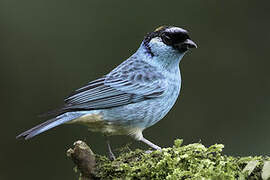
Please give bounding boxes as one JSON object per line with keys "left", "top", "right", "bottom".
{"left": 143, "top": 72, "right": 181, "bottom": 127}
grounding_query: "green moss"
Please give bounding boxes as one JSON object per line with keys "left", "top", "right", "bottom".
{"left": 94, "top": 139, "right": 270, "bottom": 180}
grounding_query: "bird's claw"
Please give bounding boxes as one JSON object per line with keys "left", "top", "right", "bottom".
{"left": 108, "top": 151, "right": 116, "bottom": 161}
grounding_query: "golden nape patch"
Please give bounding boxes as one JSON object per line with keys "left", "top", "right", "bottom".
{"left": 154, "top": 25, "right": 167, "bottom": 32}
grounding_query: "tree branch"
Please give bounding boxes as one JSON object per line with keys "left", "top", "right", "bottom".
{"left": 67, "top": 139, "right": 270, "bottom": 180}
{"left": 67, "top": 141, "right": 96, "bottom": 180}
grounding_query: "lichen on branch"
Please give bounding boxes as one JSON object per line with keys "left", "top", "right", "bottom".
{"left": 67, "top": 139, "right": 270, "bottom": 180}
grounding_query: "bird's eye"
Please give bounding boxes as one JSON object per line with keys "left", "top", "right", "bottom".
{"left": 175, "top": 33, "right": 190, "bottom": 43}
{"left": 161, "top": 34, "right": 173, "bottom": 45}
{"left": 161, "top": 31, "right": 190, "bottom": 46}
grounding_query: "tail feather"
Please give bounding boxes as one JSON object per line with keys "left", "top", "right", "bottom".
{"left": 16, "top": 112, "right": 85, "bottom": 140}
{"left": 16, "top": 118, "right": 58, "bottom": 139}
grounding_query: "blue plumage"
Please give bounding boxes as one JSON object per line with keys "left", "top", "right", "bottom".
{"left": 16, "top": 112, "right": 87, "bottom": 139}
{"left": 16, "top": 26, "right": 197, "bottom": 154}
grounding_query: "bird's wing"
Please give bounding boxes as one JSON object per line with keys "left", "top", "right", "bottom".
{"left": 62, "top": 59, "right": 167, "bottom": 111}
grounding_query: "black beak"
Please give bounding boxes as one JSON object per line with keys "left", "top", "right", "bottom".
{"left": 175, "top": 39, "right": 197, "bottom": 52}
{"left": 182, "top": 39, "right": 197, "bottom": 49}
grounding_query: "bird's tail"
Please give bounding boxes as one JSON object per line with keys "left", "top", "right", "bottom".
{"left": 16, "top": 112, "right": 85, "bottom": 140}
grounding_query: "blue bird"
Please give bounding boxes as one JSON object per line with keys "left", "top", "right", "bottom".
{"left": 17, "top": 26, "right": 197, "bottom": 159}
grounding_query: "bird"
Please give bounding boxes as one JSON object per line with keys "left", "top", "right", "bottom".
{"left": 16, "top": 25, "right": 197, "bottom": 159}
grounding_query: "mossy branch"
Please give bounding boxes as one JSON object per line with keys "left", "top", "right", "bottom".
{"left": 67, "top": 141, "right": 96, "bottom": 180}
{"left": 67, "top": 139, "right": 270, "bottom": 180}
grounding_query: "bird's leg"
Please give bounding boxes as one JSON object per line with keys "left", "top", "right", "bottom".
{"left": 140, "top": 136, "right": 161, "bottom": 150}
{"left": 106, "top": 138, "right": 116, "bottom": 161}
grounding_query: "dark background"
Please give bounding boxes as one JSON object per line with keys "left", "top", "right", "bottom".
{"left": 1, "top": 0, "right": 270, "bottom": 179}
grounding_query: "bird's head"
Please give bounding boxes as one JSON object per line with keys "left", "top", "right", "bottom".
{"left": 142, "top": 26, "right": 197, "bottom": 59}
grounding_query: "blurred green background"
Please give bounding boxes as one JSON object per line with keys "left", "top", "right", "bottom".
{"left": 1, "top": 0, "right": 270, "bottom": 179}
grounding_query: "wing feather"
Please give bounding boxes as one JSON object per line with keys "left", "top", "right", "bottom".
{"left": 61, "top": 59, "right": 167, "bottom": 112}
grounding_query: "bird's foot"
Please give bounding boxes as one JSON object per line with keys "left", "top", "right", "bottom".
{"left": 108, "top": 151, "right": 116, "bottom": 161}
{"left": 145, "top": 150, "right": 153, "bottom": 154}
{"left": 145, "top": 148, "right": 162, "bottom": 154}
{"left": 106, "top": 139, "right": 116, "bottom": 161}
